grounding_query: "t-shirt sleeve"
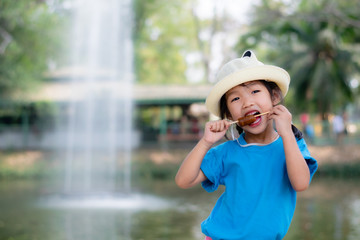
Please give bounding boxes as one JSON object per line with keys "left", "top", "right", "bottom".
{"left": 200, "top": 148, "right": 223, "bottom": 192}
{"left": 297, "top": 138, "right": 318, "bottom": 182}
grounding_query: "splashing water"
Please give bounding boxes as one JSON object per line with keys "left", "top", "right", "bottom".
{"left": 63, "top": 0, "right": 134, "bottom": 194}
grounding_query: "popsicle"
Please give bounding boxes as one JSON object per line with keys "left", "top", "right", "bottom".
{"left": 231, "top": 112, "right": 269, "bottom": 127}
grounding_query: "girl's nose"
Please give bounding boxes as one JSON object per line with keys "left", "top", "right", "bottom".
{"left": 242, "top": 96, "right": 254, "bottom": 109}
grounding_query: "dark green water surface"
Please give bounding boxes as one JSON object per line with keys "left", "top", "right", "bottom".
{"left": 0, "top": 177, "right": 359, "bottom": 240}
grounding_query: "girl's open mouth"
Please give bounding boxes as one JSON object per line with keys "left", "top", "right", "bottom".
{"left": 247, "top": 111, "right": 262, "bottom": 127}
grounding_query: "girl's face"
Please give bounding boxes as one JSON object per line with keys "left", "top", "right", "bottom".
{"left": 225, "top": 80, "right": 278, "bottom": 133}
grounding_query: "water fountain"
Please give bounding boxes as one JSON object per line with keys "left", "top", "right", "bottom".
{"left": 39, "top": 2, "right": 172, "bottom": 239}
{"left": 64, "top": 0, "right": 134, "bottom": 195}
{"left": 44, "top": 0, "right": 169, "bottom": 211}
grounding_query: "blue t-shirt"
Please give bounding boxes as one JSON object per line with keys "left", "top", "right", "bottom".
{"left": 200, "top": 134, "right": 317, "bottom": 240}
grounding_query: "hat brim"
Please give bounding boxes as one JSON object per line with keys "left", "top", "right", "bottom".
{"left": 205, "top": 65, "right": 290, "bottom": 117}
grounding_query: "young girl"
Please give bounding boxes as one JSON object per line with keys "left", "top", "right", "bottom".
{"left": 175, "top": 50, "right": 317, "bottom": 240}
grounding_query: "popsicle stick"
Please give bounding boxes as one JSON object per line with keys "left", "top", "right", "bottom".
{"left": 254, "top": 111, "right": 269, "bottom": 117}
{"left": 229, "top": 111, "right": 269, "bottom": 125}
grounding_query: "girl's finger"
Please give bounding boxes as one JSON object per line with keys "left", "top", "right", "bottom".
{"left": 214, "top": 120, "right": 228, "bottom": 132}
{"left": 209, "top": 121, "right": 219, "bottom": 132}
{"left": 213, "top": 121, "right": 219, "bottom": 131}
{"left": 217, "top": 121, "right": 226, "bottom": 132}
{"left": 272, "top": 105, "right": 283, "bottom": 113}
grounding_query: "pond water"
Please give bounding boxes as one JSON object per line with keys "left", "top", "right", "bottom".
{"left": 0, "top": 177, "right": 359, "bottom": 240}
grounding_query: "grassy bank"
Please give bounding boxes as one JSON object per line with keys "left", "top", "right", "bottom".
{"left": 1, "top": 148, "right": 360, "bottom": 180}
{"left": 0, "top": 150, "right": 47, "bottom": 179}
{"left": 316, "top": 162, "right": 360, "bottom": 178}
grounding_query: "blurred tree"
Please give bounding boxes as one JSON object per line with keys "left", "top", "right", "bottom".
{"left": 236, "top": 0, "right": 360, "bottom": 119}
{"left": 133, "top": 0, "right": 241, "bottom": 84}
{"left": 189, "top": 1, "right": 243, "bottom": 83}
{"left": 0, "top": 0, "right": 66, "bottom": 99}
{"left": 134, "top": 0, "right": 194, "bottom": 84}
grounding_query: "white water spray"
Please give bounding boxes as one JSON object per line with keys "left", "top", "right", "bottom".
{"left": 64, "top": 0, "right": 134, "bottom": 194}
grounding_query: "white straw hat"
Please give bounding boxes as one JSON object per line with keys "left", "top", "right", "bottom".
{"left": 205, "top": 50, "right": 290, "bottom": 117}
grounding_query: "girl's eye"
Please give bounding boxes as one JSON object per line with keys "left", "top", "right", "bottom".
{"left": 231, "top": 97, "right": 239, "bottom": 103}
{"left": 252, "top": 90, "right": 260, "bottom": 94}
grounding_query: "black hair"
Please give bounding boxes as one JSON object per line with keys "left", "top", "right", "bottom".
{"left": 219, "top": 80, "right": 303, "bottom": 140}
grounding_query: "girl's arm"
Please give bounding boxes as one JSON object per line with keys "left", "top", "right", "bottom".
{"left": 175, "top": 120, "right": 230, "bottom": 189}
{"left": 270, "top": 105, "right": 310, "bottom": 192}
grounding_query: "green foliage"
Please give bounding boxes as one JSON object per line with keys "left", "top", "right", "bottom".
{"left": 236, "top": 0, "right": 360, "bottom": 117}
{"left": 133, "top": 0, "right": 238, "bottom": 84}
{"left": 0, "top": 0, "right": 67, "bottom": 99}
{"left": 133, "top": 0, "right": 198, "bottom": 84}
{"left": 0, "top": 101, "right": 57, "bottom": 129}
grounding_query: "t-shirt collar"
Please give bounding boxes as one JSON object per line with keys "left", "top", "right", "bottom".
{"left": 236, "top": 132, "right": 280, "bottom": 147}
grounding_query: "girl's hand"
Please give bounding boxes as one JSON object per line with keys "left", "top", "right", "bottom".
{"left": 202, "top": 119, "right": 230, "bottom": 145}
{"left": 269, "top": 105, "right": 293, "bottom": 137}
